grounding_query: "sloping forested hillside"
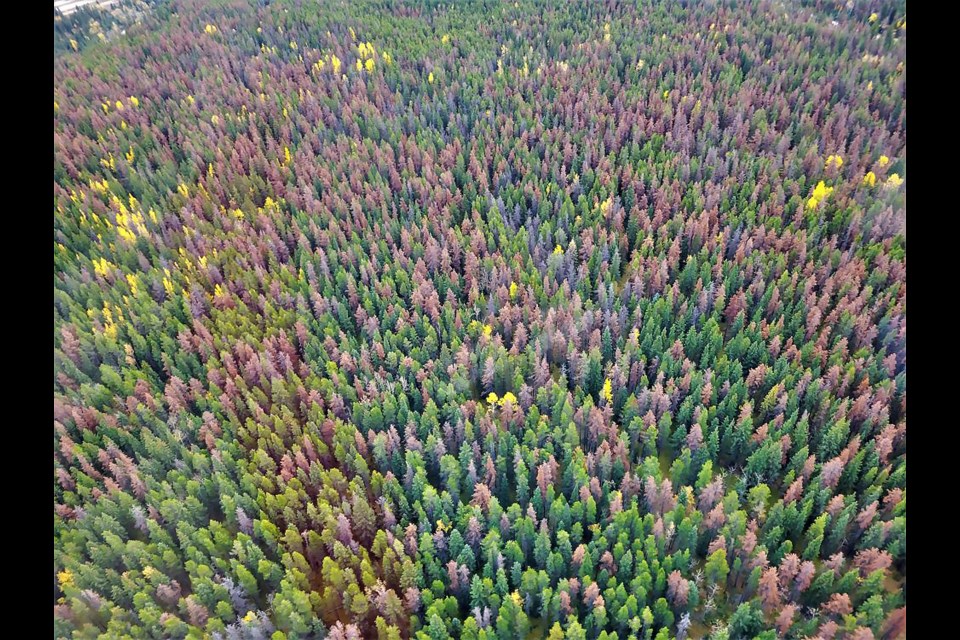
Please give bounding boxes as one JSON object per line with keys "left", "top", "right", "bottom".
{"left": 54, "top": 1, "right": 906, "bottom": 638}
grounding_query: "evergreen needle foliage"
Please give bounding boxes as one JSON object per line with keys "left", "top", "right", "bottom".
{"left": 54, "top": 1, "right": 906, "bottom": 638}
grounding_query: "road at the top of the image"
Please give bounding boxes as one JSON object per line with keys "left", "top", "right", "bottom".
{"left": 55, "top": 0, "right": 121, "bottom": 17}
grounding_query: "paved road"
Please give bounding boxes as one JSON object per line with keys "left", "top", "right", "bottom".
{"left": 55, "top": 0, "right": 122, "bottom": 16}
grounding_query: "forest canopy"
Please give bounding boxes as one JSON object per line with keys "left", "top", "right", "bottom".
{"left": 54, "top": 1, "right": 906, "bottom": 638}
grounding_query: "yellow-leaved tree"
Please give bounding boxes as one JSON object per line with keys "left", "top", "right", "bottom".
{"left": 806, "top": 181, "right": 834, "bottom": 209}
{"left": 602, "top": 379, "right": 613, "bottom": 404}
